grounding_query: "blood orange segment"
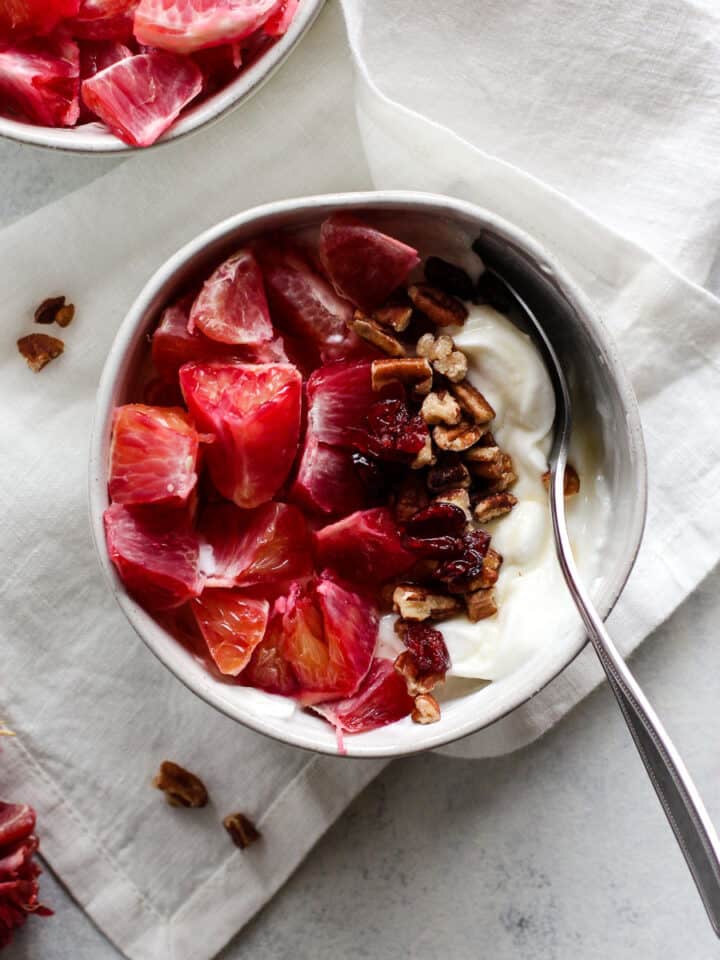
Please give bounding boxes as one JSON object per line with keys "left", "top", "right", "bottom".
{"left": 81, "top": 50, "right": 202, "bottom": 146}
{"left": 191, "top": 589, "right": 269, "bottom": 675}
{"left": 200, "top": 500, "right": 312, "bottom": 588}
{"left": 282, "top": 574, "right": 377, "bottom": 704}
{"left": 133, "top": 0, "right": 283, "bottom": 55}
{"left": 262, "top": 0, "right": 298, "bottom": 37}
{"left": 179, "top": 361, "right": 302, "bottom": 508}
{"left": 314, "top": 508, "right": 416, "bottom": 585}
{"left": 104, "top": 502, "right": 203, "bottom": 610}
{"left": 69, "top": 12, "right": 135, "bottom": 40}
{"left": 109, "top": 404, "right": 199, "bottom": 506}
{"left": 319, "top": 213, "right": 420, "bottom": 313}
{"left": 259, "top": 242, "right": 363, "bottom": 365}
{"left": 313, "top": 659, "right": 414, "bottom": 735}
{"left": 0, "top": 0, "right": 79, "bottom": 37}
{"left": 189, "top": 248, "right": 273, "bottom": 346}
{"left": 306, "top": 360, "right": 376, "bottom": 446}
{"left": 290, "top": 434, "right": 368, "bottom": 517}
{"left": 0, "top": 803, "right": 35, "bottom": 848}
{"left": 243, "top": 603, "right": 298, "bottom": 695}
{"left": 79, "top": 39, "right": 132, "bottom": 80}
{"left": 0, "top": 35, "right": 79, "bottom": 126}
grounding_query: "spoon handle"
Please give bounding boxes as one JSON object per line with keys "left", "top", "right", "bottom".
{"left": 553, "top": 495, "right": 720, "bottom": 935}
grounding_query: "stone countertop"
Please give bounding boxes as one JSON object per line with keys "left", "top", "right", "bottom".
{"left": 3, "top": 140, "right": 720, "bottom": 960}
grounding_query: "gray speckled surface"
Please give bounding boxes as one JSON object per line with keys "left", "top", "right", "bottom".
{"left": 3, "top": 142, "right": 720, "bottom": 960}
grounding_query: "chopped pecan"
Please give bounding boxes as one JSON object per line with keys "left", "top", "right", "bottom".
{"left": 465, "top": 446, "right": 515, "bottom": 483}
{"left": 479, "top": 548, "right": 502, "bottom": 588}
{"left": 223, "top": 812, "right": 261, "bottom": 849}
{"left": 433, "top": 421, "right": 485, "bottom": 452}
{"left": 373, "top": 299, "right": 413, "bottom": 333}
{"left": 34, "top": 295, "right": 73, "bottom": 326}
{"left": 409, "top": 283, "right": 468, "bottom": 326}
{"left": 394, "top": 651, "right": 444, "bottom": 696}
{"left": 434, "top": 487, "right": 472, "bottom": 520}
{"left": 542, "top": 464, "right": 580, "bottom": 497}
{"left": 411, "top": 434, "right": 436, "bottom": 470}
{"left": 449, "top": 380, "right": 495, "bottom": 423}
{"left": 17, "top": 333, "right": 64, "bottom": 372}
{"left": 412, "top": 694, "right": 441, "bottom": 724}
{"left": 466, "top": 588, "right": 498, "bottom": 622}
{"left": 152, "top": 761, "right": 208, "bottom": 808}
{"left": 473, "top": 492, "right": 517, "bottom": 522}
{"left": 371, "top": 357, "right": 433, "bottom": 394}
{"left": 424, "top": 256, "right": 475, "bottom": 301}
{"left": 427, "top": 456, "right": 471, "bottom": 492}
{"left": 416, "top": 333, "right": 468, "bottom": 382}
{"left": 420, "top": 390, "right": 462, "bottom": 426}
{"left": 394, "top": 472, "right": 430, "bottom": 522}
{"left": 393, "top": 584, "right": 461, "bottom": 622}
{"left": 350, "top": 313, "right": 406, "bottom": 357}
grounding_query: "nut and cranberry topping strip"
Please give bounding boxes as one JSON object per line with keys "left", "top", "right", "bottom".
{"left": 408, "top": 283, "right": 469, "bottom": 327}
{"left": 223, "top": 813, "right": 261, "bottom": 850}
{"left": 433, "top": 421, "right": 485, "bottom": 452}
{"left": 350, "top": 313, "right": 407, "bottom": 357}
{"left": 152, "top": 761, "right": 208, "bottom": 808}
{"left": 392, "top": 584, "right": 462, "bottom": 622}
{"left": 416, "top": 332, "right": 468, "bottom": 382}
{"left": 424, "top": 256, "right": 475, "bottom": 301}
{"left": 465, "top": 588, "right": 498, "bottom": 623}
{"left": 473, "top": 492, "right": 518, "bottom": 522}
{"left": 542, "top": 464, "right": 581, "bottom": 496}
{"left": 17, "top": 333, "right": 64, "bottom": 372}
{"left": 370, "top": 357, "right": 433, "bottom": 393}
{"left": 420, "top": 390, "right": 462, "bottom": 425}
{"left": 448, "top": 379, "right": 495, "bottom": 423}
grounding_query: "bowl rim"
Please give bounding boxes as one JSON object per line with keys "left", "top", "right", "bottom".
{"left": 89, "top": 190, "right": 648, "bottom": 758}
{"left": 0, "top": 0, "right": 326, "bottom": 154}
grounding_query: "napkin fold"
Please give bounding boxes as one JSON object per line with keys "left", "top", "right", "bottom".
{"left": 2, "top": 1, "right": 720, "bottom": 957}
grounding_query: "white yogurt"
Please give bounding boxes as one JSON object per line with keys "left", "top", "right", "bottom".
{"left": 383, "top": 304, "right": 610, "bottom": 682}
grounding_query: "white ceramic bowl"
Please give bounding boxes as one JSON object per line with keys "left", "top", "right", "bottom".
{"left": 89, "top": 191, "right": 647, "bottom": 757}
{"left": 0, "top": 0, "right": 325, "bottom": 153}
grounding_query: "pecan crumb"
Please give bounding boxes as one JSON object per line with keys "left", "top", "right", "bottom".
{"left": 434, "top": 487, "right": 472, "bottom": 520}
{"left": 393, "top": 473, "right": 430, "bottom": 522}
{"left": 393, "top": 584, "right": 461, "bottom": 622}
{"left": 17, "top": 333, "right": 64, "bottom": 372}
{"left": 411, "top": 434, "right": 436, "bottom": 470}
{"left": 412, "top": 694, "right": 441, "bottom": 724}
{"left": 416, "top": 333, "right": 468, "bottom": 382}
{"left": 542, "top": 464, "right": 580, "bottom": 497}
{"left": 449, "top": 380, "right": 495, "bottom": 423}
{"left": 473, "top": 492, "right": 517, "bottom": 522}
{"left": 394, "top": 651, "right": 444, "bottom": 696}
{"left": 371, "top": 357, "right": 433, "bottom": 394}
{"left": 350, "top": 312, "right": 406, "bottom": 357}
{"left": 373, "top": 300, "right": 413, "bottom": 333}
{"left": 409, "top": 284, "right": 469, "bottom": 327}
{"left": 420, "top": 390, "right": 462, "bottom": 426}
{"left": 34, "top": 296, "right": 67, "bottom": 325}
{"left": 433, "top": 420, "right": 485, "bottom": 452}
{"left": 427, "top": 457, "right": 471, "bottom": 492}
{"left": 465, "top": 588, "right": 498, "bottom": 622}
{"left": 223, "top": 812, "right": 261, "bottom": 850}
{"left": 152, "top": 761, "right": 208, "bottom": 808}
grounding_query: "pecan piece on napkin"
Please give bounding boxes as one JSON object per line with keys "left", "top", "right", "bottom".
{"left": 152, "top": 761, "right": 208, "bottom": 808}
{"left": 17, "top": 333, "right": 64, "bottom": 372}
{"left": 223, "top": 813, "right": 261, "bottom": 850}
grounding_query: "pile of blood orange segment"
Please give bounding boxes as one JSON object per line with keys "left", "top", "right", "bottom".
{"left": 104, "top": 215, "right": 505, "bottom": 742}
{"left": 0, "top": 0, "right": 299, "bottom": 146}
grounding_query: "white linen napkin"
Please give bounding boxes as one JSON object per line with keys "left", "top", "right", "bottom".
{"left": 2, "top": 1, "right": 720, "bottom": 957}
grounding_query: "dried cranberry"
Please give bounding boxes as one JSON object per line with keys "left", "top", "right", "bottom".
{"left": 435, "top": 530, "right": 491, "bottom": 590}
{"left": 404, "top": 502, "right": 468, "bottom": 539}
{"left": 398, "top": 621, "right": 450, "bottom": 674}
{"left": 353, "top": 399, "right": 428, "bottom": 463}
{"left": 402, "top": 534, "right": 464, "bottom": 558}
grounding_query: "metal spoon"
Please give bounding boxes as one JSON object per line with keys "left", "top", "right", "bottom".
{"left": 485, "top": 265, "right": 720, "bottom": 936}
